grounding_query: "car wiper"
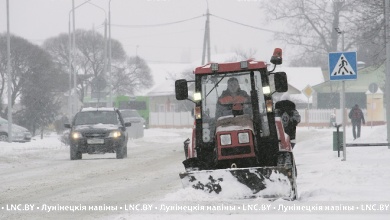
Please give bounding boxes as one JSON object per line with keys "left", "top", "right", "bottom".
{"left": 206, "top": 75, "right": 225, "bottom": 98}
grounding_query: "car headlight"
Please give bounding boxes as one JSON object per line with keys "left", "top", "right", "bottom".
{"left": 220, "top": 134, "right": 231, "bottom": 146}
{"left": 71, "top": 131, "right": 82, "bottom": 139}
{"left": 238, "top": 132, "right": 250, "bottom": 144}
{"left": 109, "top": 130, "right": 122, "bottom": 138}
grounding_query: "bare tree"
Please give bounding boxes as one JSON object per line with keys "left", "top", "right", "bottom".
{"left": 43, "top": 29, "right": 127, "bottom": 102}
{"left": 0, "top": 35, "right": 64, "bottom": 116}
{"left": 234, "top": 48, "right": 257, "bottom": 60}
{"left": 263, "top": 0, "right": 360, "bottom": 69}
{"left": 352, "top": 0, "right": 385, "bottom": 66}
{"left": 0, "top": 34, "right": 64, "bottom": 132}
{"left": 263, "top": 0, "right": 386, "bottom": 109}
{"left": 112, "top": 56, "right": 153, "bottom": 95}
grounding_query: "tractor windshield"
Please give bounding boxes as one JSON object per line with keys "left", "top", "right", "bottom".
{"left": 201, "top": 73, "right": 252, "bottom": 119}
{"left": 200, "top": 71, "right": 270, "bottom": 143}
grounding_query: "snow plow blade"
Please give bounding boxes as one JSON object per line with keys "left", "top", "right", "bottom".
{"left": 179, "top": 167, "right": 297, "bottom": 200}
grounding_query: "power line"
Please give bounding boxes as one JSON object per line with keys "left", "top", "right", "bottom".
{"left": 210, "top": 14, "right": 282, "bottom": 34}
{"left": 111, "top": 15, "right": 204, "bottom": 28}
{"left": 109, "top": 12, "right": 322, "bottom": 40}
{"left": 211, "top": 14, "right": 324, "bottom": 40}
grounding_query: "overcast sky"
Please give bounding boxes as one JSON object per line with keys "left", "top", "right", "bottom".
{"left": 0, "top": 0, "right": 286, "bottom": 64}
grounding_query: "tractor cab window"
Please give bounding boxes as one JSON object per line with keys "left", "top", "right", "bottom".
{"left": 201, "top": 73, "right": 252, "bottom": 119}
{"left": 200, "top": 73, "right": 254, "bottom": 143}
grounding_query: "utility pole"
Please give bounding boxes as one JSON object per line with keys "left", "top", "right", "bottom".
{"left": 72, "top": 0, "right": 78, "bottom": 113}
{"left": 103, "top": 18, "right": 108, "bottom": 107}
{"left": 201, "top": 2, "right": 211, "bottom": 65}
{"left": 68, "top": 13, "right": 72, "bottom": 121}
{"left": 385, "top": 0, "right": 390, "bottom": 148}
{"left": 6, "top": 0, "right": 12, "bottom": 143}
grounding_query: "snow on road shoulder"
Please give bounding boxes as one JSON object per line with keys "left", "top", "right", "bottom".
{"left": 1, "top": 126, "right": 390, "bottom": 220}
{"left": 0, "top": 133, "right": 66, "bottom": 167}
{"left": 116, "top": 125, "right": 390, "bottom": 220}
{"left": 295, "top": 125, "right": 390, "bottom": 201}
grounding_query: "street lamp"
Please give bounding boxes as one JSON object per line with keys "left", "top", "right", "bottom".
{"left": 108, "top": 0, "right": 113, "bottom": 107}
{"left": 6, "top": 0, "right": 12, "bottom": 142}
{"left": 335, "top": 27, "right": 344, "bottom": 51}
{"left": 68, "top": 0, "right": 92, "bottom": 120}
{"left": 88, "top": 2, "right": 109, "bottom": 107}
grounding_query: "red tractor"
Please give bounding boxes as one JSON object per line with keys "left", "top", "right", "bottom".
{"left": 175, "top": 49, "right": 298, "bottom": 200}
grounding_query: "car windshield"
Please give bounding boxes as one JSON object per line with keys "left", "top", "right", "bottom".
{"left": 121, "top": 110, "right": 140, "bottom": 118}
{"left": 74, "top": 111, "right": 119, "bottom": 126}
{"left": 0, "top": 118, "right": 8, "bottom": 124}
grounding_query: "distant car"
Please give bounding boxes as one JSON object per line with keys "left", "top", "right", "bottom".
{"left": 64, "top": 107, "right": 131, "bottom": 160}
{"left": 0, "top": 117, "right": 32, "bottom": 142}
{"left": 120, "top": 109, "right": 145, "bottom": 139}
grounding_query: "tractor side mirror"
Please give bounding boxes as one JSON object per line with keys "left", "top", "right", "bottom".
{"left": 175, "top": 79, "right": 189, "bottom": 100}
{"left": 274, "top": 72, "right": 288, "bottom": 93}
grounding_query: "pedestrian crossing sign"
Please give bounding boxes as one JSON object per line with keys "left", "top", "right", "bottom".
{"left": 329, "top": 52, "right": 357, "bottom": 81}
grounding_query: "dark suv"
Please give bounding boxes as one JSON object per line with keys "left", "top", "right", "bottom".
{"left": 64, "top": 107, "right": 131, "bottom": 160}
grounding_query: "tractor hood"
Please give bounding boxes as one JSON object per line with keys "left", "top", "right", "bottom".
{"left": 216, "top": 114, "right": 254, "bottom": 133}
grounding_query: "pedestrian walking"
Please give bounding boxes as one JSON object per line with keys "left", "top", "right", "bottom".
{"left": 348, "top": 104, "right": 365, "bottom": 140}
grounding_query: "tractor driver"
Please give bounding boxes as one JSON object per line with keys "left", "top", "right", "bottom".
{"left": 215, "top": 77, "right": 250, "bottom": 118}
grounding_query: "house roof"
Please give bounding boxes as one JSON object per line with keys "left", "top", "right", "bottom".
{"left": 276, "top": 67, "right": 325, "bottom": 91}
{"left": 275, "top": 66, "right": 324, "bottom": 103}
{"left": 143, "top": 62, "right": 193, "bottom": 97}
{"left": 144, "top": 57, "right": 325, "bottom": 102}
{"left": 145, "top": 53, "right": 240, "bottom": 97}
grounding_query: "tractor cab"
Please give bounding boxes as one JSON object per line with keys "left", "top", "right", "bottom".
{"left": 174, "top": 49, "right": 298, "bottom": 200}
{"left": 176, "top": 49, "right": 288, "bottom": 169}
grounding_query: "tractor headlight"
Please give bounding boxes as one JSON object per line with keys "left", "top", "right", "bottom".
{"left": 263, "top": 86, "right": 271, "bottom": 94}
{"left": 109, "top": 130, "right": 122, "bottom": 138}
{"left": 220, "top": 134, "right": 231, "bottom": 146}
{"left": 193, "top": 92, "right": 201, "bottom": 101}
{"left": 71, "top": 131, "right": 82, "bottom": 139}
{"left": 238, "top": 132, "right": 250, "bottom": 144}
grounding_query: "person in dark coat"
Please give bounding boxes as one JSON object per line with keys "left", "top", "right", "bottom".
{"left": 215, "top": 77, "right": 250, "bottom": 118}
{"left": 275, "top": 97, "right": 301, "bottom": 148}
{"left": 348, "top": 104, "right": 365, "bottom": 140}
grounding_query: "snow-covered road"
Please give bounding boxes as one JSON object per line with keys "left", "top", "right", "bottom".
{"left": 1, "top": 126, "right": 390, "bottom": 220}
{"left": 0, "top": 129, "right": 189, "bottom": 219}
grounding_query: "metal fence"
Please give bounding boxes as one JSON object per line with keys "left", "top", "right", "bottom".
{"left": 298, "top": 108, "right": 387, "bottom": 127}
{"left": 150, "top": 111, "right": 193, "bottom": 128}
{"left": 149, "top": 108, "right": 385, "bottom": 128}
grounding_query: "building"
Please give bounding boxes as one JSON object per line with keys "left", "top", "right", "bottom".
{"left": 312, "top": 65, "right": 385, "bottom": 109}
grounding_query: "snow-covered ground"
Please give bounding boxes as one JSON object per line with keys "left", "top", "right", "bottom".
{"left": 1, "top": 125, "right": 390, "bottom": 219}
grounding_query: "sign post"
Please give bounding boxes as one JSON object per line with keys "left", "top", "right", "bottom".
{"left": 302, "top": 85, "right": 314, "bottom": 129}
{"left": 302, "top": 84, "right": 314, "bottom": 108}
{"left": 368, "top": 83, "right": 378, "bottom": 128}
{"left": 329, "top": 51, "right": 358, "bottom": 161}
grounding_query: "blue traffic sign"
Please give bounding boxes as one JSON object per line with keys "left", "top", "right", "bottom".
{"left": 329, "top": 52, "right": 357, "bottom": 81}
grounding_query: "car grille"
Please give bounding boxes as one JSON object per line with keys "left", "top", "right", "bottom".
{"left": 83, "top": 131, "right": 107, "bottom": 138}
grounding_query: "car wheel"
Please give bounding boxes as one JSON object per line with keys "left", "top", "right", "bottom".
{"left": 0, "top": 133, "right": 8, "bottom": 142}
{"left": 70, "top": 144, "right": 81, "bottom": 160}
{"left": 116, "top": 144, "right": 124, "bottom": 159}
